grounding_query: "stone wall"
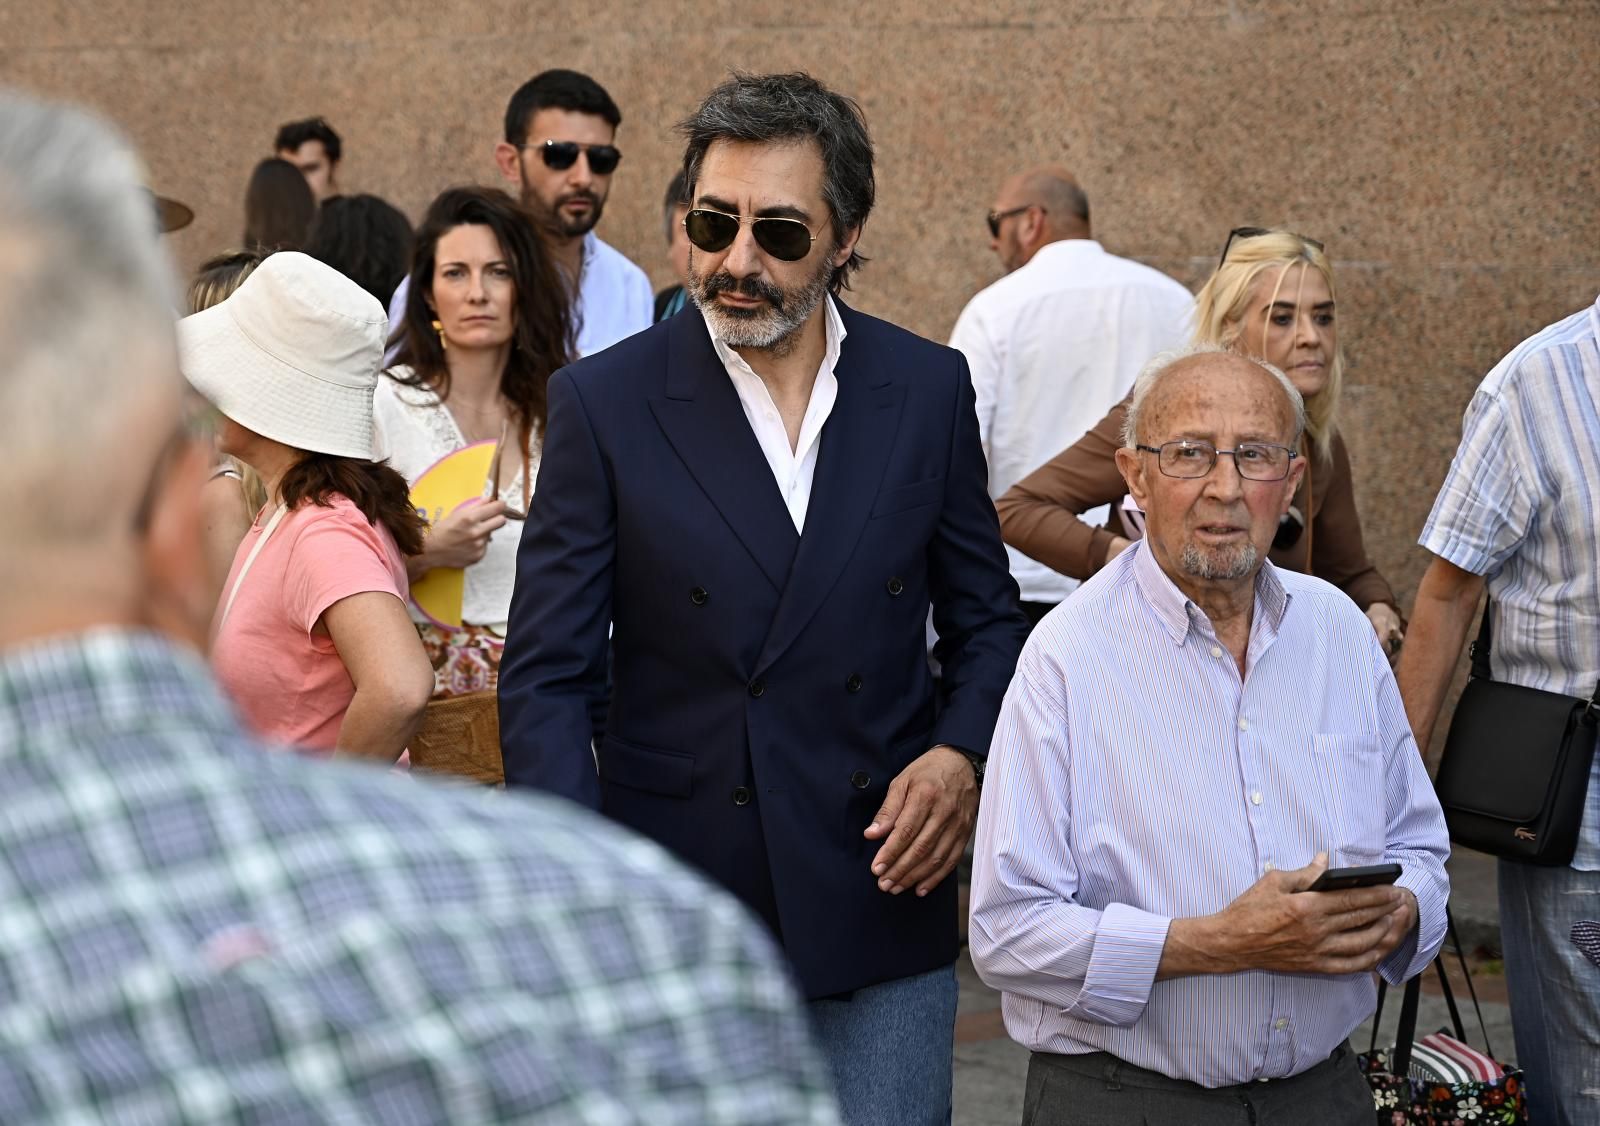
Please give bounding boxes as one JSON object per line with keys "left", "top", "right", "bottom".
{"left": 6, "top": 0, "right": 1598, "bottom": 642}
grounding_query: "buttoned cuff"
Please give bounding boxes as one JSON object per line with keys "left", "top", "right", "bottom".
{"left": 1068, "top": 903, "right": 1172, "bottom": 1027}
{"left": 1380, "top": 867, "right": 1448, "bottom": 985}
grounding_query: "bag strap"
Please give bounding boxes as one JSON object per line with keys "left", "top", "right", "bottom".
{"left": 217, "top": 503, "right": 288, "bottom": 631}
{"left": 1468, "top": 599, "right": 1493, "bottom": 681}
{"left": 1392, "top": 971, "right": 1423, "bottom": 1076}
{"left": 1446, "top": 906, "right": 1495, "bottom": 1058}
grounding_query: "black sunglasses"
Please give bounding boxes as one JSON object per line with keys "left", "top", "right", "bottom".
{"left": 986, "top": 204, "right": 1043, "bottom": 238}
{"left": 683, "top": 208, "right": 817, "bottom": 262}
{"left": 524, "top": 140, "right": 622, "bottom": 176}
{"left": 1218, "top": 226, "right": 1326, "bottom": 269}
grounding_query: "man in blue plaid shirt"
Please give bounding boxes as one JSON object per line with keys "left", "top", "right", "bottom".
{"left": 0, "top": 91, "right": 839, "bottom": 1125}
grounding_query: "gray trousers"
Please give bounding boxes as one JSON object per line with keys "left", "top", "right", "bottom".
{"left": 1022, "top": 1042, "right": 1372, "bottom": 1126}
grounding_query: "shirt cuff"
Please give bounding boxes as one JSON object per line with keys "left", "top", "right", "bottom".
{"left": 1380, "top": 866, "right": 1448, "bottom": 985}
{"left": 1069, "top": 903, "right": 1172, "bottom": 1027}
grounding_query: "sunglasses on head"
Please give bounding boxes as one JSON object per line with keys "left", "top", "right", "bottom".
{"left": 683, "top": 208, "right": 817, "bottom": 262}
{"left": 524, "top": 140, "right": 622, "bottom": 175}
{"left": 1218, "top": 226, "right": 1326, "bottom": 269}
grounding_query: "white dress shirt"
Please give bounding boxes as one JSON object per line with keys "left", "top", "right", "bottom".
{"left": 949, "top": 239, "right": 1193, "bottom": 603}
{"left": 386, "top": 232, "right": 652, "bottom": 362}
{"left": 969, "top": 540, "right": 1450, "bottom": 1087}
{"left": 709, "top": 296, "right": 845, "bottom": 534}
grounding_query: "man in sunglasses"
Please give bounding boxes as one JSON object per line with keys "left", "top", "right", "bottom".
{"left": 385, "top": 68, "right": 652, "bottom": 359}
{"left": 501, "top": 71, "right": 1028, "bottom": 1125}
{"left": 950, "top": 165, "right": 1193, "bottom": 628}
{"left": 970, "top": 347, "right": 1448, "bottom": 1123}
{"left": 0, "top": 92, "right": 840, "bottom": 1125}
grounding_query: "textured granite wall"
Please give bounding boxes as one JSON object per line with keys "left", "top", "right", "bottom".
{"left": 6, "top": 1, "right": 1598, "bottom": 642}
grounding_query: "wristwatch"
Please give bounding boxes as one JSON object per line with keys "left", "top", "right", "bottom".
{"left": 957, "top": 749, "right": 986, "bottom": 788}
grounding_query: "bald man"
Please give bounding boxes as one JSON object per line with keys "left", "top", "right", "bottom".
{"left": 951, "top": 166, "right": 1193, "bottom": 624}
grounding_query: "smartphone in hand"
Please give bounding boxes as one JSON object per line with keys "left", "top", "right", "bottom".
{"left": 1303, "top": 863, "right": 1402, "bottom": 892}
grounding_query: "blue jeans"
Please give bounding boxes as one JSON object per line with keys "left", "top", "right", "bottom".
{"left": 1499, "top": 859, "right": 1600, "bottom": 1125}
{"left": 807, "top": 962, "right": 957, "bottom": 1126}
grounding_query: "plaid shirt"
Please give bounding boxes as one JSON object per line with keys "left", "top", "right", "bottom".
{"left": 0, "top": 629, "right": 839, "bottom": 1124}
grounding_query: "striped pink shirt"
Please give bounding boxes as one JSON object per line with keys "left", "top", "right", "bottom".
{"left": 969, "top": 539, "right": 1449, "bottom": 1087}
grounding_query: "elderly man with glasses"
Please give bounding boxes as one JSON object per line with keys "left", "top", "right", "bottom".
{"left": 970, "top": 345, "right": 1449, "bottom": 1125}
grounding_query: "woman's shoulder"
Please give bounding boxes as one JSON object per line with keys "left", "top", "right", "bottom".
{"left": 376, "top": 367, "right": 442, "bottom": 409}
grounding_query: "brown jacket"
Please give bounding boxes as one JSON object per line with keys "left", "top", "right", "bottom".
{"left": 995, "top": 397, "right": 1398, "bottom": 610}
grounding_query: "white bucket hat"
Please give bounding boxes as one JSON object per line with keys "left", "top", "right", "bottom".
{"left": 179, "top": 252, "right": 387, "bottom": 460}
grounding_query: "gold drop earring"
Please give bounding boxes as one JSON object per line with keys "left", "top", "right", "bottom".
{"left": 430, "top": 319, "right": 447, "bottom": 350}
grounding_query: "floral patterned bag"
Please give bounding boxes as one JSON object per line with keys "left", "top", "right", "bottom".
{"left": 1359, "top": 913, "right": 1526, "bottom": 1125}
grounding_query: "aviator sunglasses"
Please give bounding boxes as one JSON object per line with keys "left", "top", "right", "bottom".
{"left": 523, "top": 140, "right": 623, "bottom": 175}
{"left": 683, "top": 208, "right": 818, "bottom": 262}
{"left": 1218, "top": 226, "right": 1326, "bottom": 268}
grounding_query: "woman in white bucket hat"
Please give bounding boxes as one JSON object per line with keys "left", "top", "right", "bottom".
{"left": 179, "top": 251, "right": 434, "bottom": 761}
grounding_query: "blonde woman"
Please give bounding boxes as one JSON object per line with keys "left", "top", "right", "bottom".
{"left": 996, "top": 227, "right": 1403, "bottom": 651}
{"left": 189, "top": 249, "right": 270, "bottom": 604}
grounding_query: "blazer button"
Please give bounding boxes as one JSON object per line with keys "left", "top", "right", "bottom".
{"left": 846, "top": 674, "right": 863, "bottom": 693}
{"left": 690, "top": 587, "right": 709, "bottom": 606}
{"left": 850, "top": 770, "right": 870, "bottom": 790}
{"left": 748, "top": 678, "right": 765, "bottom": 698}
{"left": 732, "top": 786, "right": 753, "bottom": 806}
{"left": 886, "top": 577, "right": 905, "bottom": 596}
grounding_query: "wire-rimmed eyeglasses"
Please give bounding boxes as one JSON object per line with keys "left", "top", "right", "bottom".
{"left": 1135, "top": 438, "right": 1299, "bottom": 481}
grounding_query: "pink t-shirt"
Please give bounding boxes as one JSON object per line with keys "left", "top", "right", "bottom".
{"left": 213, "top": 495, "right": 410, "bottom": 755}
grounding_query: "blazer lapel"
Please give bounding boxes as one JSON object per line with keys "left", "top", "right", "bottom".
{"left": 756, "top": 308, "right": 905, "bottom": 674}
{"left": 648, "top": 307, "right": 799, "bottom": 593}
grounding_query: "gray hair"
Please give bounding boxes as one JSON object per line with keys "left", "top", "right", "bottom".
{"left": 1121, "top": 343, "right": 1305, "bottom": 449}
{"left": 0, "top": 91, "right": 179, "bottom": 540}
{"left": 679, "top": 72, "right": 874, "bottom": 293}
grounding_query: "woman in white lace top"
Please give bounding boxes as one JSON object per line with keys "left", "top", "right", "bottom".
{"left": 375, "top": 186, "right": 573, "bottom": 698}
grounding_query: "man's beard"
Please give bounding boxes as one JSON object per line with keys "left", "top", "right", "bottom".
{"left": 1179, "top": 540, "right": 1259, "bottom": 581}
{"left": 687, "top": 248, "right": 833, "bottom": 356}
{"left": 521, "top": 176, "right": 605, "bottom": 239}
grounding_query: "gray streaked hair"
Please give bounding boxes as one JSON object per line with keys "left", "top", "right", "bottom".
{"left": 0, "top": 91, "right": 179, "bottom": 538}
{"left": 1121, "top": 343, "right": 1305, "bottom": 449}
{"left": 679, "top": 71, "right": 874, "bottom": 293}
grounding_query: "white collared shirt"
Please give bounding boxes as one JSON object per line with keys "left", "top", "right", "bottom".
{"left": 386, "top": 232, "right": 652, "bottom": 362}
{"left": 708, "top": 295, "right": 845, "bottom": 533}
{"left": 949, "top": 239, "right": 1193, "bottom": 603}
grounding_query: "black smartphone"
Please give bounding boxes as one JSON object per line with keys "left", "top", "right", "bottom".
{"left": 1302, "top": 863, "right": 1402, "bottom": 892}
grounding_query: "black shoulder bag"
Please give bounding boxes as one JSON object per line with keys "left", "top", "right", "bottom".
{"left": 1433, "top": 601, "right": 1600, "bottom": 866}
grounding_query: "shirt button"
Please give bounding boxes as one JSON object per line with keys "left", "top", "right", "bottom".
{"left": 1263, "top": 861, "right": 1275, "bottom": 872}
{"left": 846, "top": 674, "right": 863, "bottom": 693}
{"left": 1274, "top": 1018, "right": 1288, "bottom": 1030}
{"left": 689, "top": 587, "right": 708, "bottom": 606}
{"left": 850, "top": 770, "right": 871, "bottom": 790}
{"left": 1210, "top": 646, "right": 1223, "bottom": 658}
{"left": 1238, "top": 717, "right": 1250, "bottom": 731}
{"left": 886, "top": 577, "right": 905, "bottom": 596}
{"left": 732, "top": 786, "right": 752, "bottom": 806}
{"left": 748, "top": 679, "right": 765, "bottom": 698}
{"left": 1251, "top": 791, "right": 1263, "bottom": 806}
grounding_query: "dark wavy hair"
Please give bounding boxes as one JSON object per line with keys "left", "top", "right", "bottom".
{"left": 279, "top": 453, "right": 426, "bottom": 557}
{"left": 306, "top": 194, "right": 414, "bottom": 304}
{"left": 274, "top": 117, "right": 342, "bottom": 164}
{"left": 243, "top": 157, "right": 315, "bottom": 252}
{"left": 390, "top": 186, "right": 573, "bottom": 447}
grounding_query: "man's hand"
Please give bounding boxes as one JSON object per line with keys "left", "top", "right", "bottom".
{"left": 1366, "top": 602, "right": 1406, "bottom": 665}
{"left": 863, "top": 746, "right": 978, "bottom": 898}
{"left": 1160, "top": 854, "right": 1418, "bottom": 978}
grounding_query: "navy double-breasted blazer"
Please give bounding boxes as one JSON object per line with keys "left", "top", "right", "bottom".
{"left": 499, "top": 301, "right": 1027, "bottom": 999}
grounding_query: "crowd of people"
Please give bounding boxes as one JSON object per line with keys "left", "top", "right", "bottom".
{"left": 0, "top": 60, "right": 1596, "bottom": 1126}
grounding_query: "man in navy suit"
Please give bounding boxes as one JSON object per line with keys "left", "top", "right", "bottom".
{"left": 500, "top": 72, "right": 1027, "bottom": 1125}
